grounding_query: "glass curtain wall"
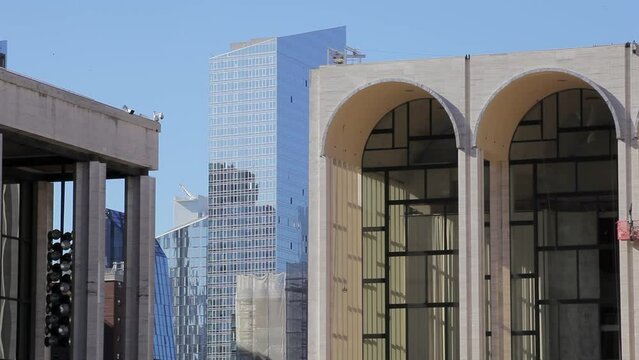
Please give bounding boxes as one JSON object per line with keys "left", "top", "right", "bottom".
{"left": 361, "top": 99, "right": 459, "bottom": 360}
{"left": 509, "top": 89, "right": 620, "bottom": 360}
{"left": 0, "top": 184, "right": 25, "bottom": 360}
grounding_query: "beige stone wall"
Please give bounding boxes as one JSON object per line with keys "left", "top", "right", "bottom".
{"left": 309, "top": 44, "right": 639, "bottom": 360}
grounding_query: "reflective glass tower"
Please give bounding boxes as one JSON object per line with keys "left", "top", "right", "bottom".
{"left": 208, "top": 27, "right": 346, "bottom": 359}
{"left": 0, "top": 40, "right": 7, "bottom": 68}
{"left": 155, "top": 241, "right": 179, "bottom": 360}
{"left": 157, "top": 214, "right": 209, "bottom": 360}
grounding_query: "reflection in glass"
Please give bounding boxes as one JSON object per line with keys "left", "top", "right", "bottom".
{"left": 0, "top": 184, "right": 21, "bottom": 360}
{"left": 509, "top": 89, "right": 619, "bottom": 359}
{"left": 362, "top": 98, "right": 458, "bottom": 359}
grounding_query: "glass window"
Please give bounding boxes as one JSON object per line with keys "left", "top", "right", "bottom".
{"left": 362, "top": 99, "right": 459, "bottom": 359}
{"left": 509, "top": 89, "right": 619, "bottom": 359}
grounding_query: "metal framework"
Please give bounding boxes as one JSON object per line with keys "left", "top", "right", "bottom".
{"left": 508, "top": 89, "right": 621, "bottom": 359}
{"left": 362, "top": 98, "right": 459, "bottom": 360}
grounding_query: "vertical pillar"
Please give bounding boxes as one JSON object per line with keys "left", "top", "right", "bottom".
{"left": 308, "top": 156, "right": 330, "bottom": 360}
{"left": 72, "top": 161, "right": 106, "bottom": 360}
{"left": 459, "top": 148, "right": 487, "bottom": 360}
{"left": 124, "top": 176, "right": 156, "bottom": 360}
{"left": 31, "top": 181, "right": 53, "bottom": 360}
{"left": 619, "top": 42, "right": 638, "bottom": 360}
{"left": 489, "top": 161, "right": 511, "bottom": 360}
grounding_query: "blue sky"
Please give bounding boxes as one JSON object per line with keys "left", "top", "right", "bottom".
{"left": 1, "top": 0, "right": 637, "bottom": 234}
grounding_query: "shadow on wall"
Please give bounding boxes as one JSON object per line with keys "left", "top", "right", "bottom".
{"left": 235, "top": 346, "right": 273, "bottom": 360}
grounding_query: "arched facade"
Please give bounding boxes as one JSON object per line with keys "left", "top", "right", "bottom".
{"left": 308, "top": 44, "right": 639, "bottom": 360}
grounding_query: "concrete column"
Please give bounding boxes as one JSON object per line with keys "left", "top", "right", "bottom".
{"left": 489, "top": 161, "right": 511, "bottom": 360}
{"left": 72, "top": 161, "right": 106, "bottom": 360}
{"left": 619, "top": 43, "right": 638, "bottom": 360}
{"left": 31, "top": 181, "right": 53, "bottom": 360}
{"left": 124, "top": 176, "right": 156, "bottom": 360}
{"left": 308, "top": 155, "right": 330, "bottom": 360}
{"left": 459, "top": 148, "right": 486, "bottom": 360}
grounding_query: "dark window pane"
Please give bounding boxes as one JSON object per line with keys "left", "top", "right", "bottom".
{"left": 510, "top": 164, "right": 534, "bottom": 221}
{"left": 558, "top": 304, "right": 600, "bottom": 359}
{"left": 539, "top": 250, "right": 577, "bottom": 299}
{"left": 389, "top": 170, "right": 424, "bottom": 200}
{"left": 0, "top": 299, "right": 17, "bottom": 359}
{"left": 543, "top": 95, "right": 558, "bottom": 139}
{"left": 578, "top": 161, "right": 617, "bottom": 192}
{"left": 558, "top": 90, "right": 581, "bottom": 128}
{"left": 512, "top": 124, "right": 541, "bottom": 141}
{"left": 537, "top": 210, "right": 557, "bottom": 247}
{"left": 427, "top": 168, "right": 457, "bottom": 199}
{"left": 558, "top": 130, "right": 611, "bottom": 158}
{"left": 510, "top": 140, "right": 557, "bottom": 160}
{"left": 431, "top": 103, "right": 453, "bottom": 135}
{"left": 579, "top": 249, "right": 600, "bottom": 299}
{"left": 363, "top": 148, "right": 407, "bottom": 168}
{"left": 523, "top": 102, "right": 541, "bottom": 121}
{"left": 409, "top": 99, "right": 430, "bottom": 136}
{"left": 583, "top": 89, "right": 613, "bottom": 127}
{"left": 409, "top": 139, "right": 457, "bottom": 165}
{"left": 0, "top": 237, "right": 19, "bottom": 299}
{"left": 557, "top": 210, "right": 597, "bottom": 246}
{"left": 2, "top": 184, "right": 20, "bottom": 239}
{"left": 395, "top": 107, "right": 408, "bottom": 148}
{"left": 365, "top": 133, "right": 393, "bottom": 150}
{"left": 539, "top": 304, "right": 559, "bottom": 360}
{"left": 394, "top": 104, "right": 408, "bottom": 132}
{"left": 375, "top": 111, "right": 393, "bottom": 130}
{"left": 537, "top": 162, "right": 576, "bottom": 193}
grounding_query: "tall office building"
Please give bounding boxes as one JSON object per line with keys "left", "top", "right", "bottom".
{"left": 157, "top": 189, "right": 209, "bottom": 360}
{"left": 0, "top": 40, "right": 7, "bottom": 68}
{"left": 208, "top": 27, "right": 346, "bottom": 359}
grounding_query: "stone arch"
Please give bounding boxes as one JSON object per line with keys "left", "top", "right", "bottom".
{"left": 322, "top": 78, "right": 466, "bottom": 166}
{"left": 473, "top": 68, "right": 626, "bottom": 160}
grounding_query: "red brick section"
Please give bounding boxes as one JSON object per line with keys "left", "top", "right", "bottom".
{"left": 104, "top": 280, "right": 126, "bottom": 359}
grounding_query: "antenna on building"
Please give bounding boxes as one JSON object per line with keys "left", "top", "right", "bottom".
{"left": 327, "top": 46, "right": 366, "bottom": 65}
{"left": 179, "top": 184, "right": 196, "bottom": 200}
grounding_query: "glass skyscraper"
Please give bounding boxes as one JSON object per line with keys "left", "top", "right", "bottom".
{"left": 155, "top": 241, "right": 179, "bottom": 360}
{"left": 157, "top": 215, "right": 209, "bottom": 360}
{"left": 208, "top": 27, "right": 346, "bottom": 359}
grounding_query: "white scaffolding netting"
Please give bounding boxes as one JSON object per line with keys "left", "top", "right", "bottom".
{"left": 236, "top": 273, "right": 286, "bottom": 360}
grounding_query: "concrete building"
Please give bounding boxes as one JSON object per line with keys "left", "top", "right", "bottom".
{"left": 208, "top": 27, "right": 346, "bottom": 359}
{"left": 308, "top": 43, "right": 639, "bottom": 360}
{"left": 157, "top": 195, "right": 208, "bottom": 360}
{"left": 0, "top": 66, "right": 158, "bottom": 359}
